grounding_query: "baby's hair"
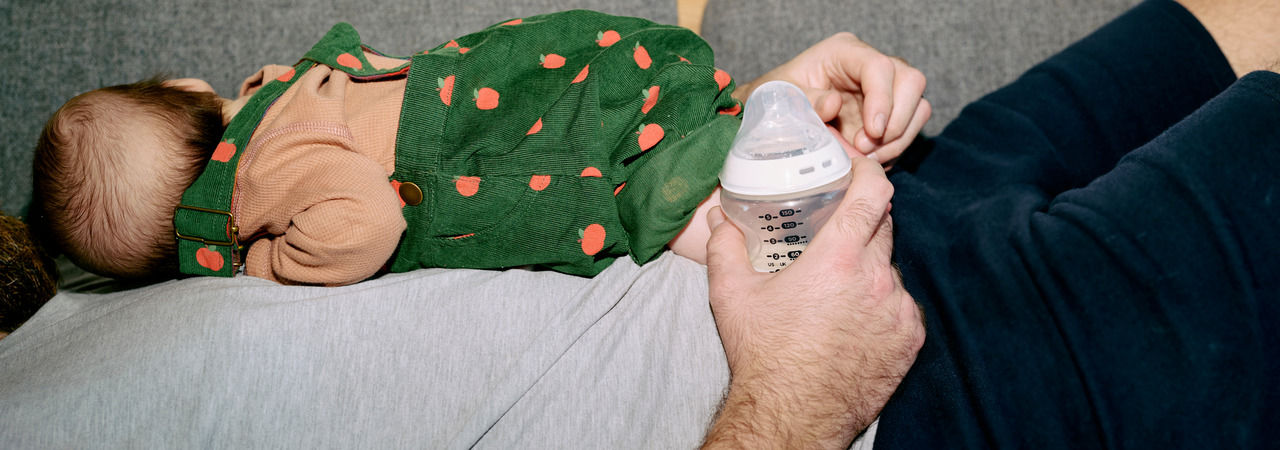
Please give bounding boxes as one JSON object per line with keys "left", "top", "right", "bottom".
{"left": 30, "top": 76, "right": 225, "bottom": 279}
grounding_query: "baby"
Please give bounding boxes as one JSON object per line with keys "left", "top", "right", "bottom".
{"left": 31, "top": 11, "right": 921, "bottom": 286}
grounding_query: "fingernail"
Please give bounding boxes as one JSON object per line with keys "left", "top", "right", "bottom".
{"left": 866, "top": 152, "right": 880, "bottom": 161}
{"left": 874, "top": 113, "right": 887, "bottom": 135}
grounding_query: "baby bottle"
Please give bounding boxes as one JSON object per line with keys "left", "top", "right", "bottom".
{"left": 719, "top": 80, "right": 852, "bottom": 272}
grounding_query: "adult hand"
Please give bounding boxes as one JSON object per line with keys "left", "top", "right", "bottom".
{"left": 701, "top": 155, "right": 925, "bottom": 448}
{"left": 737, "top": 33, "right": 931, "bottom": 165}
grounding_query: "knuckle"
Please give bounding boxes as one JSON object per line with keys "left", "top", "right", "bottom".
{"left": 871, "top": 54, "right": 895, "bottom": 72}
{"left": 902, "top": 68, "right": 927, "bottom": 91}
{"left": 901, "top": 291, "right": 928, "bottom": 349}
{"left": 904, "top": 326, "right": 926, "bottom": 356}
{"left": 869, "top": 267, "right": 896, "bottom": 299}
{"left": 909, "top": 309, "right": 927, "bottom": 349}
{"left": 830, "top": 31, "right": 860, "bottom": 44}
{"left": 866, "top": 174, "right": 894, "bottom": 202}
{"left": 850, "top": 166, "right": 892, "bottom": 202}
{"left": 880, "top": 176, "right": 895, "bottom": 198}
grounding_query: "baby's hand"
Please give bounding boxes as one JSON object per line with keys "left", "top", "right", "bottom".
{"left": 740, "top": 33, "right": 930, "bottom": 165}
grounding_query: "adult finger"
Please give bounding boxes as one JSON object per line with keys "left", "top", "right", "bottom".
{"left": 868, "top": 98, "right": 931, "bottom": 164}
{"left": 881, "top": 59, "right": 927, "bottom": 144}
{"left": 817, "top": 33, "right": 896, "bottom": 140}
{"left": 854, "top": 54, "right": 895, "bottom": 140}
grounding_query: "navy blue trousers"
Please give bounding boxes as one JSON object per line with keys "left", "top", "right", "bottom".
{"left": 878, "top": 0, "right": 1279, "bottom": 447}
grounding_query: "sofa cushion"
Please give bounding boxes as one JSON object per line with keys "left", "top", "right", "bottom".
{"left": 700, "top": 0, "right": 1140, "bottom": 134}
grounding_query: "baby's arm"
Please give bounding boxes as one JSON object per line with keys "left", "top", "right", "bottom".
{"left": 232, "top": 66, "right": 405, "bottom": 286}
{"left": 667, "top": 188, "right": 722, "bottom": 264}
{"left": 237, "top": 129, "right": 405, "bottom": 286}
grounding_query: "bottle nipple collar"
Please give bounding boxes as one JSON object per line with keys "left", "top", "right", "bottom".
{"left": 719, "top": 80, "right": 852, "bottom": 196}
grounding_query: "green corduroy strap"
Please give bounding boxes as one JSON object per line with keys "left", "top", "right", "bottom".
{"left": 173, "top": 61, "right": 312, "bottom": 277}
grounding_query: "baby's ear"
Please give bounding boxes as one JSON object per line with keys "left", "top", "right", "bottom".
{"left": 164, "top": 78, "right": 216, "bottom": 94}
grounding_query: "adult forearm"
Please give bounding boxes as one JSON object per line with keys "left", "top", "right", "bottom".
{"left": 703, "top": 374, "right": 872, "bottom": 449}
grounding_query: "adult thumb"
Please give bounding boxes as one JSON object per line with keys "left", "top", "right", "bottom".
{"left": 705, "top": 206, "right": 755, "bottom": 286}
{"left": 803, "top": 155, "right": 894, "bottom": 262}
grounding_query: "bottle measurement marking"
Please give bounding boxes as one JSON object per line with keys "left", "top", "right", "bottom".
{"left": 760, "top": 221, "right": 802, "bottom": 232}
{"left": 764, "top": 250, "right": 804, "bottom": 261}
{"left": 758, "top": 209, "right": 801, "bottom": 221}
{"left": 761, "top": 236, "right": 809, "bottom": 245}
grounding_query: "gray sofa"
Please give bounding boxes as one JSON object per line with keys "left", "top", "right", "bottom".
{"left": 0, "top": 0, "right": 1141, "bottom": 447}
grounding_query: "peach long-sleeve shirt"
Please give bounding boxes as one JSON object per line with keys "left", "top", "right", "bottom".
{"left": 231, "top": 53, "right": 409, "bottom": 285}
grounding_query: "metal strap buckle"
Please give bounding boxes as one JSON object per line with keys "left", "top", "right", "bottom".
{"left": 174, "top": 205, "right": 239, "bottom": 247}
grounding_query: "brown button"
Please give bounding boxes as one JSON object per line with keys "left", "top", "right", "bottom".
{"left": 399, "top": 182, "right": 424, "bottom": 206}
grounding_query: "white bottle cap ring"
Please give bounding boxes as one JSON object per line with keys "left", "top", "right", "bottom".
{"left": 719, "top": 81, "right": 852, "bottom": 196}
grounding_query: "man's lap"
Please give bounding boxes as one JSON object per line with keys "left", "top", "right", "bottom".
{"left": 0, "top": 253, "right": 730, "bottom": 447}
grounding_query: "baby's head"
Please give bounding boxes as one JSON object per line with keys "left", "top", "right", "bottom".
{"left": 31, "top": 77, "right": 226, "bottom": 279}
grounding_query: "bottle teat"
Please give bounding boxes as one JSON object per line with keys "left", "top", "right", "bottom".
{"left": 719, "top": 81, "right": 851, "bottom": 196}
